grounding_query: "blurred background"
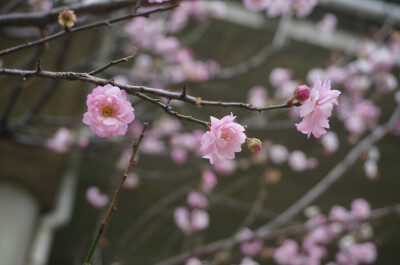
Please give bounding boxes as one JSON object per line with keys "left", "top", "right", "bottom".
{"left": 0, "top": 0, "right": 399, "bottom": 265}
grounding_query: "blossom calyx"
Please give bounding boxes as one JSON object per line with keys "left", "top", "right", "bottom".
{"left": 246, "top": 137, "right": 262, "bottom": 153}
{"left": 58, "top": 9, "right": 77, "bottom": 29}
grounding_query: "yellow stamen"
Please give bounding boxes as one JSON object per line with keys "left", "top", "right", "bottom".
{"left": 102, "top": 106, "right": 114, "bottom": 117}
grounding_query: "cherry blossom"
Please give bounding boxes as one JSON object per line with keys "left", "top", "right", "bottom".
{"left": 83, "top": 85, "right": 135, "bottom": 137}
{"left": 296, "top": 78, "right": 341, "bottom": 138}
{"left": 200, "top": 113, "right": 246, "bottom": 165}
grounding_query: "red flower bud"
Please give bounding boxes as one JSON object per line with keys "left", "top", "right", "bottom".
{"left": 246, "top": 138, "right": 262, "bottom": 153}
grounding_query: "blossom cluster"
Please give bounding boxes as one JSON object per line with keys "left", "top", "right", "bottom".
{"left": 243, "top": 0, "right": 320, "bottom": 18}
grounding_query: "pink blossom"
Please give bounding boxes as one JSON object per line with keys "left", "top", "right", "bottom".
{"left": 240, "top": 257, "right": 259, "bottom": 265}
{"left": 140, "top": 137, "right": 165, "bottom": 154}
{"left": 78, "top": 137, "right": 90, "bottom": 149}
{"left": 321, "top": 131, "right": 339, "bottom": 154}
{"left": 294, "top": 85, "right": 311, "bottom": 102}
{"left": 201, "top": 170, "right": 217, "bottom": 193}
{"left": 243, "top": 0, "right": 268, "bottom": 11}
{"left": 185, "top": 257, "right": 202, "bottom": 265}
{"left": 317, "top": 13, "right": 337, "bottom": 33}
{"left": 270, "top": 68, "right": 293, "bottom": 88}
{"left": 212, "top": 159, "right": 237, "bottom": 175}
{"left": 248, "top": 86, "right": 268, "bottom": 107}
{"left": 200, "top": 113, "right": 246, "bottom": 165}
{"left": 83, "top": 85, "right": 135, "bottom": 137}
{"left": 288, "top": 150, "right": 307, "bottom": 172}
{"left": 236, "top": 228, "right": 254, "bottom": 242}
{"left": 273, "top": 239, "right": 299, "bottom": 265}
{"left": 240, "top": 239, "right": 263, "bottom": 256}
{"left": 296, "top": 78, "right": 341, "bottom": 138}
{"left": 351, "top": 199, "right": 371, "bottom": 220}
{"left": 364, "top": 160, "right": 378, "bottom": 179}
{"left": 329, "top": 205, "right": 350, "bottom": 222}
{"left": 307, "top": 157, "right": 319, "bottom": 169}
{"left": 154, "top": 37, "right": 180, "bottom": 54}
{"left": 269, "top": 144, "right": 289, "bottom": 164}
{"left": 349, "top": 242, "right": 377, "bottom": 263}
{"left": 124, "top": 173, "right": 140, "bottom": 189}
{"left": 45, "top": 127, "right": 73, "bottom": 153}
{"left": 265, "top": 0, "right": 292, "bottom": 17}
{"left": 86, "top": 186, "right": 109, "bottom": 208}
{"left": 187, "top": 191, "right": 209, "bottom": 209}
{"left": 174, "top": 207, "right": 209, "bottom": 234}
{"left": 171, "top": 148, "right": 188, "bottom": 164}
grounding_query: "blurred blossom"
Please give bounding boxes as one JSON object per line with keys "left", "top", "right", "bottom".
{"left": 78, "top": 137, "right": 90, "bottom": 149}
{"left": 265, "top": 0, "right": 292, "bottom": 17}
{"left": 304, "top": 206, "right": 321, "bottom": 218}
{"left": 240, "top": 257, "right": 259, "bottom": 265}
{"left": 321, "top": 131, "right": 339, "bottom": 154}
{"left": 288, "top": 150, "right": 307, "bottom": 172}
{"left": 293, "top": 0, "right": 319, "bottom": 18}
{"left": 307, "top": 68, "right": 326, "bottom": 84}
{"left": 275, "top": 80, "right": 299, "bottom": 101}
{"left": 307, "top": 157, "right": 319, "bottom": 170}
{"left": 273, "top": 239, "right": 299, "bottom": 265}
{"left": 269, "top": 144, "right": 289, "bottom": 164}
{"left": 212, "top": 159, "right": 237, "bottom": 175}
{"left": 187, "top": 191, "right": 209, "bottom": 209}
{"left": 364, "top": 160, "right": 378, "bottom": 179}
{"left": 236, "top": 228, "right": 254, "bottom": 242}
{"left": 124, "top": 173, "right": 140, "bottom": 189}
{"left": 338, "top": 235, "right": 356, "bottom": 250}
{"left": 45, "top": 127, "right": 73, "bottom": 153}
{"left": 317, "top": 13, "right": 337, "bottom": 33}
{"left": 270, "top": 68, "right": 293, "bottom": 88}
{"left": 329, "top": 205, "right": 350, "bottom": 222}
{"left": 185, "top": 257, "right": 202, "bottom": 265}
{"left": 201, "top": 170, "right": 218, "bottom": 193}
{"left": 358, "top": 223, "right": 374, "bottom": 240}
{"left": 375, "top": 72, "right": 398, "bottom": 93}
{"left": 113, "top": 75, "right": 129, "bottom": 85}
{"left": 174, "top": 207, "right": 209, "bottom": 234}
{"left": 264, "top": 168, "right": 282, "bottom": 184}
{"left": 129, "top": 120, "right": 145, "bottom": 137}
{"left": 243, "top": 0, "right": 268, "bottom": 11}
{"left": 240, "top": 239, "right": 263, "bottom": 256}
{"left": 86, "top": 186, "right": 109, "bottom": 208}
{"left": 367, "top": 146, "right": 380, "bottom": 161}
{"left": 370, "top": 48, "right": 396, "bottom": 71}
{"left": 140, "top": 137, "right": 166, "bottom": 154}
{"left": 29, "top": 0, "right": 52, "bottom": 12}
{"left": 248, "top": 86, "right": 268, "bottom": 107}
{"left": 171, "top": 148, "right": 188, "bottom": 164}
{"left": 351, "top": 199, "right": 371, "bottom": 220}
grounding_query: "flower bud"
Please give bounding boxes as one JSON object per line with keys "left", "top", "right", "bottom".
{"left": 246, "top": 137, "right": 262, "bottom": 153}
{"left": 294, "top": 85, "right": 310, "bottom": 102}
{"left": 58, "top": 9, "right": 77, "bottom": 28}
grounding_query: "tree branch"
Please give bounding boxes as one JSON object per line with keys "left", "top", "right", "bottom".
{"left": 0, "top": 68, "right": 299, "bottom": 112}
{"left": 0, "top": 4, "right": 178, "bottom": 57}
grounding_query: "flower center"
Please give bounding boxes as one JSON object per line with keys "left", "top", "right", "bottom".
{"left": 102, "top": 106, "right": 114, "bottom": 117}
{"left": 221, "top": 130, "right": 232, "bottom": 141}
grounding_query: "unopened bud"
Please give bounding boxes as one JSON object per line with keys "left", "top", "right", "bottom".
{"left": 246, "top": 137, "right": 262, "bottom": 153}
{"left": 294, "top": 85, "right": 310, "bottom": 102}
{"left": 58, "top": 9, "right": 77, "bottom": 29}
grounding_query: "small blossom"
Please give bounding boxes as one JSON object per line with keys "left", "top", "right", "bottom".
{"left": 240, "top": 239, "right": 263, "bottom": 256}
{"left": 83, "top": 85, "right": 135, "bottom": 137}
{"left": 58, "top": 9, "right": 77, "bottom": 28}
{"left": 243, "top": 0, "right": 268, "bottom": 11}
{"left": 269, "top": 144, "right": 289, "bottom": 164}
{"left": 288, "top": 150, "right": 307, "bottom": 172}
{"left": 200, "top": 113, "right": 246, "bottom": 165}
{"left": 171, "top": 148, "right": 188, "bottom": 164}
{"left": 86, "top": 186, "right": 108, "bottom": 208}
{"left": 246, "top": 138, "right": 262, "bottom": 153}
{"left": 273, "top": 239, "right": 299, "bottom": 265}
{"left": 45, "top": 127, "right": 73, "bottom": 153}
{"left": 321, "top": 131, "right": 339, "bottom": 154}
{"left": 296, "top": 78, "right": 341, "bottom": 138}
{"left": 201, "top": 170, "right": 217, "bottom": 193}
{"left": 187, "top": 191, "right": 209, "bottom": 209}
{"left": 351, "top": 198, "right": 371, "bottom": 220}
{"left": 329, "top": 205, "right": 350, "bottom": 222}
{"left": 174, "top": 207, "right": 209, "bottom": 234}
{"left": 270, "top": 67, "right": 293, "bottom": 88}
{"left": 185, "top": 257, "right": 202, "bottom": 265}
{"left": 364, "top": 160, "right": 378, "bottom": 179}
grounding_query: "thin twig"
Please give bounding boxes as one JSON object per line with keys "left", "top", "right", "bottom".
{"left": 82, "top": 123, "right": 148, "bottom": 265}
{"left": 0, "top": 5, "right": 178, "bottom": 57}
{"left": 89, "top": 54, "right": 136, "bottom": 76}
{"left": 0, "top": 68, "right": 299, "bottom": 112}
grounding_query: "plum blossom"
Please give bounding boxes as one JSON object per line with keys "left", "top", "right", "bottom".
{"left": 86, "top": 186, "right": 109, "bottom": 208}
{"left": 269, "top": 144, "right": 289, "bottom": 164}
{"left": 243, "top": 0, "right": 268, "bottom": 11}
{"left": 185, "top": 257, "right": 202, "bottom": 265}
{"left": 273, "top": 239, "right": 299, "bottom": 264}
{"left": 351, "top": 199, "right": 371, "bottom": 220}
{"left": 317, "top": 13, "right": 338, "bottom": 33}
{"left": 296, "top": 78, "right": 341, "bottom": 138}
{"left": 174, "top": 207, "right": 209, "bottom": 234}
{"left": 321, "top": 131, "right": 339, "bottom": 154}
{"left": 200, "top": 113, "right": 246, "bottom": 165}
{"left": 83, "top": 85, "right": 135, "bottom": 137}
{"left": 45, "top": 127, "right": 73, "bottom": 153}
{"left": 288, "top": 150, "right": 307, "bottom": 172}
{"left": 187, "top": 191, "right": 209, "bottom": 209}
{"left": 201, "top": 170, "right": 217, "bottom": 193}
{"left": 240, "top": 239, "right": 263, "bottom": 256}
{"left": 270, "top": 68, "right": 293, "bottom": 88}
{"left": 240, "top": 257, "right": 259, "bottom": 265}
